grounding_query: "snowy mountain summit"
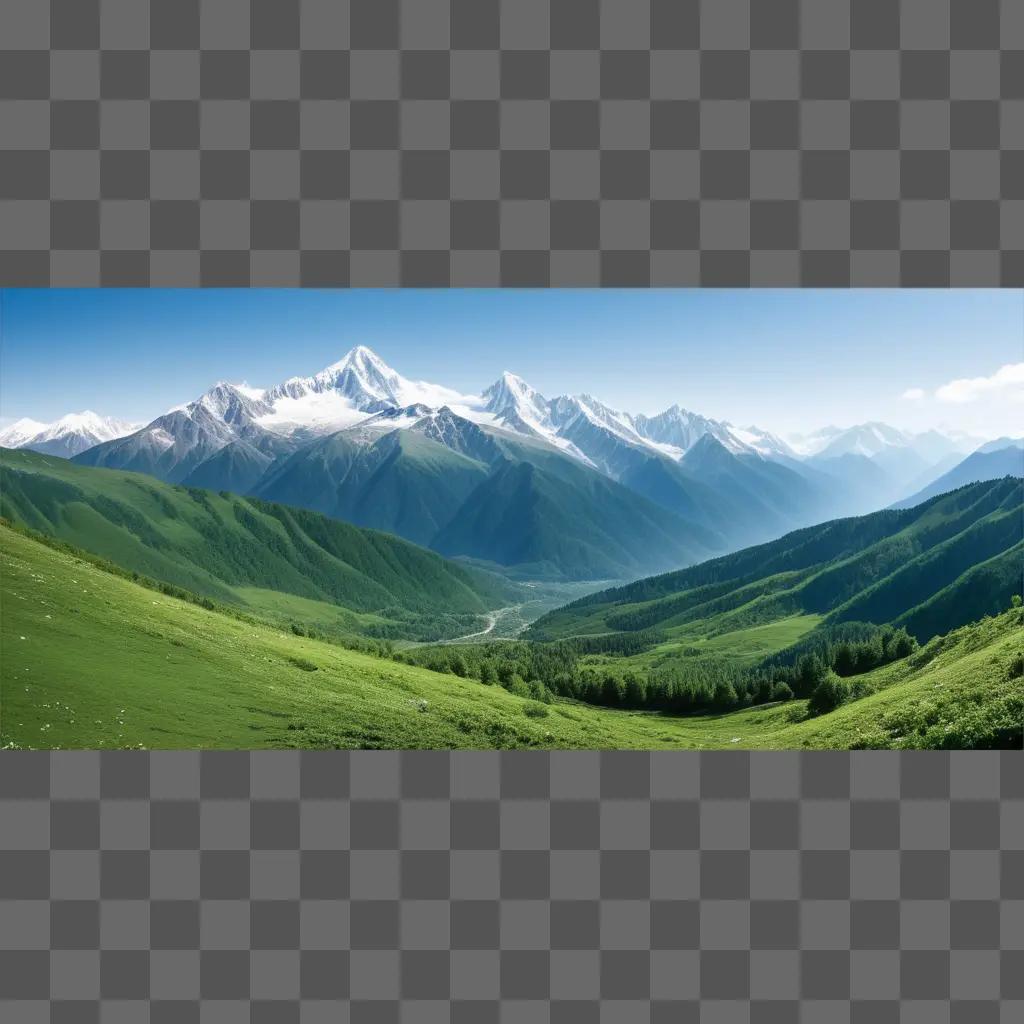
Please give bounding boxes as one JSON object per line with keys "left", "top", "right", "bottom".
{"left": 268, "top": 345, "right": 407, "bottom": 408}
{"left": 482, "top": 372, "right": 554, "bottom": 433}
{"left": 0, "top": 411, "right": 139, "bottom": 458}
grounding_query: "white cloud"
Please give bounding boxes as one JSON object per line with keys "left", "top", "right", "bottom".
{"left": 935, "top": 362, "right": 1024, "bottom": 404}
{"left": 901, "top": 387, "right": 925, "bottom": 401}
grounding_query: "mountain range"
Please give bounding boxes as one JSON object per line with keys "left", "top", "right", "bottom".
{"left": 3, "top": 346, "right": 1018, "bottom": 581}
{"left": 0, "top": 411, "right": 138, "bottom": 458}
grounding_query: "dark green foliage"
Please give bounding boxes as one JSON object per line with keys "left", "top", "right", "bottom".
{"left": 894, "top": 543, "right": 1024, "bottom": 642}
{"left": 523, "top": 702, "right": 550, "bottom": 719}
{"left": 288, "top": 657, "right": 319, "bottom": 672}
{"left": 807, "top": 673, "right": 852, "bottom": 716}
{"left": 555, "top": 630, "right": 668, "bottom": 656}
{"left": 405, "top": 603, "right": 936, "bottom": 720}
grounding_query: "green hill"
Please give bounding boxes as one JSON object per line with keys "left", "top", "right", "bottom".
{"left": 2, "top": 522, "right": 1020, "bottom": 750}
{"left": 0, "top": 447, "right": 515, "bottom": 641}
{"left": 528, "top": 477, "right": 1023, "bottom": 645}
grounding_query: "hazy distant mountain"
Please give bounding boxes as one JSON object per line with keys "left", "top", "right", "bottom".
{"left": 976, "top": 436, "right": 1024, "bottom": 455}
{"left": 677, "top": 434, "right": 843, "bottom": 545}
{"left": 0, "top": 411, "right": 138, "bottom": 458}
{"left": 814, "top": 422, "right": 912, "bottom": 459}
{"left": 892, "top": 440, "right": 1024, "bottom": 509}
{"left": 807, "top": 452, "right": 899, "bottom": 513}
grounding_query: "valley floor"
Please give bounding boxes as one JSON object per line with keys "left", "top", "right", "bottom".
{"left": 2, "top": 525, "right": 1021, "bottom": 750}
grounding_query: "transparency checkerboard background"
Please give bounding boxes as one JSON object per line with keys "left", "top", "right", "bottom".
{"left": 1, "top": 1, "right": 1024, "bottom": 1019}
{"left": 0, "top": 0, "right": 1021, "bottom": 285}
{"left": 1, "top": 751, "right": 1023, "bottom": 1022}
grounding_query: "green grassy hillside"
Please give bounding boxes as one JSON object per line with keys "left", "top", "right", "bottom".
{"left": 0, "top": 448, "right": 515, "bottom": 641}
{"left": 528, "top": 477, "right": 1023, "bottom": 645}
{"left": 2, "top": 523, "right": 1019, "bottom": 750}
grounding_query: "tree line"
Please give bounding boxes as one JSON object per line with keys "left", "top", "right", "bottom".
{"left": 397, "top": 620, "right": 923, "bottom": 718}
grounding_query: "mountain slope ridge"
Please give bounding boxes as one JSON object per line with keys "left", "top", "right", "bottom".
{"left": 528, "top": 477, "right": 1024, "bottom": 646}
{"left": 0, "top": 447, "right": 515, "bottom": 640}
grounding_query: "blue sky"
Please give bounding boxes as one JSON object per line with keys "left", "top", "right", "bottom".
{"left": 1, "top": 289, "right": 1021, "bottom": 437}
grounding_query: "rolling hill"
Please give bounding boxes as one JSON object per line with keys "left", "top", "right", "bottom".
{"left": 0, "top": 447, "right": 515, "bottom": 641}
{"left": 2, "top": 520, "right": 1019, "bottom": 750}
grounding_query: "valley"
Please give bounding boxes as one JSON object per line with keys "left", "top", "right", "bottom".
{"left": 434, "top": 580, "right": 615, "bottom": 645}
{"left": 2, "top": 522, "right": 1020, "bottom": 751}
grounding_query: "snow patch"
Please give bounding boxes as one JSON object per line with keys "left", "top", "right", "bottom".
{"left": 255, "top": 391, "right": 372, "bottom": 434}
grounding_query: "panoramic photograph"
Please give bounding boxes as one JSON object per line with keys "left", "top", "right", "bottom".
{"left": 0, "top": 289, "right": 1021, "bottom": 750}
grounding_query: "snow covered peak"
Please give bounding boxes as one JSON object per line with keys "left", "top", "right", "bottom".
{"left": 310, "top": 345, "right": 407, "bottom": 406}
{"left": 633, "top": 405, "right": 738, "bottom": 455}
{"left": 481, "top": 371, "right": 552, "bottom": 430}
{"left": 36, "top": 411, "right": 137, "bottom": 442}
{"left": 483, "top": 371, "right": 545, "bottom": 412}
{"left": 0, "top": 417, "right": 48, "bottom": 448}
{"left": 1, "top": 411, "right": 140, "bottom": 458}
{"left": 324, "top": 344, "right": 388, "bottom": 374}
{"left": 327, "top": 345, "right": 399, "bottom": 384}
{"left": 563, "top": 394, "right": 645, "bottom": 443}
{"left": 259, "top": 346, "right": 477, "bottom": 433}
{"left": 196, "top": 382, "right": 272, "bottom": 424}
{"left": 723, "top": 425, "right": 796, "bottom": 459}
